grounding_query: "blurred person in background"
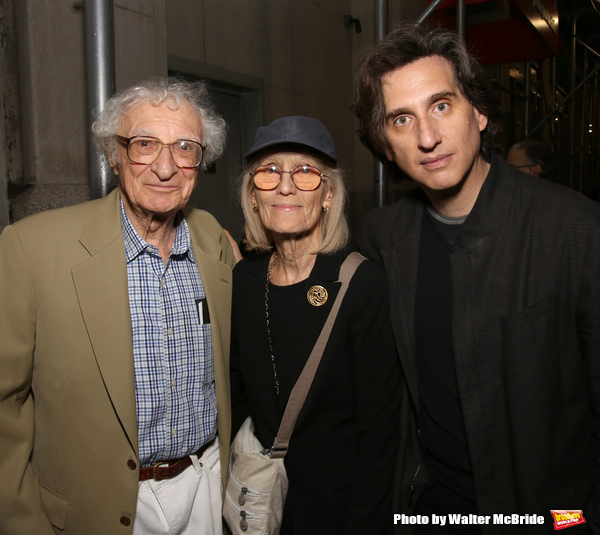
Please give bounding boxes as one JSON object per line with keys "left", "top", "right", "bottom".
{"left": 507, "top": 139, "right": 557, "bottom": 181}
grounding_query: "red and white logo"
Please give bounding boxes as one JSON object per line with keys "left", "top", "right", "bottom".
{"left": 550, "top": 510, "right": 586, "bottom": 530}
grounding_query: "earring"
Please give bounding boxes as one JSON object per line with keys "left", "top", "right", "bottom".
{"left": 252, "top": 203, "right": 258, "bottom": 213}
{"left": 322, "top": 206, "right": 329, "bottom": 213}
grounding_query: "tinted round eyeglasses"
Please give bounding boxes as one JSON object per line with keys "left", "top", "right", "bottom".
{"left": 251, "top": 164, "right": 329, "bottom": 191}
{"left": 116, "top": 135, "right": 205, "bottom": 169}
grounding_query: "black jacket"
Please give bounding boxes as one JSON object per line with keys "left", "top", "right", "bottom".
{"left": 230, "top": 251, "right": 401, "bottom": 535}
{"left": 359, "top": 153, "right": 600, "bottom": 534}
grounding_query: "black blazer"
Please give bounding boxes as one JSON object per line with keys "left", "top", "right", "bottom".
{"left": 359, "top": 153, "right": 600, "bottom": 534}
{"left": 231, "top": 251, "right": 401, "bottom": 535}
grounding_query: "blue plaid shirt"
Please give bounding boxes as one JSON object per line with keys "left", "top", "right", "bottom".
{"left": 121, "top": 201, "right": 217, "bottom": 467}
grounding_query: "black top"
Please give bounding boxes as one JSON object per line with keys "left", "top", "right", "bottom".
{"left": 231, "top": 250, "right": 401, "bottom": 535}
{"left": 414, "top": 209, "right": 479, "bottom": 533}
{"left": 358, "top": 153, "right": 600, "bottom": 532}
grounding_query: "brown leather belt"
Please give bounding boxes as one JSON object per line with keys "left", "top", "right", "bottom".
{"left": 139, "top": 443, "right": 210, "bottom": 482}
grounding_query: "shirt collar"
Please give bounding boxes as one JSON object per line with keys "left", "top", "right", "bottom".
{"left": 120, "top": 197, "right": 194, "bottom": 264}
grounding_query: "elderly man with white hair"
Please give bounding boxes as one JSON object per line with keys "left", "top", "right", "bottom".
{"left": 0, "top": 77, "right": 235, "bottom": 535}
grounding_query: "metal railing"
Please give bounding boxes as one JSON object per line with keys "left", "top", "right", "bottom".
{"left": 521, "top": 35, "right": 600, "bottom": 196}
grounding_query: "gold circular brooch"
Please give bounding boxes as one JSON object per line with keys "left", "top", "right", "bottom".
{"left": 307, "top": 285, "right": 328, "bottom": 306}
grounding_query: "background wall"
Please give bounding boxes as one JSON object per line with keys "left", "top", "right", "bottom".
{"left": 2, "top": 0, "right": 431, "bottom": 238}
{"left": 3, "top": 1, "right": 600, "bottom": 237}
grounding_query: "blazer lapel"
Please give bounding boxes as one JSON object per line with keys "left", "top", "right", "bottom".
{"left": 185, "top": 209, "right": 234, "bottom": 473}
{"left": 384, "top": 199, "right": 423, "bottom": 412}
{"left": 71, "top": 189, "right": 138, "bottom": 452}
{"left": 186, "top": 209, "right": 233, "bottom": 386}
{"left": 192, "top": 243, "right": 232, "bottom": 395}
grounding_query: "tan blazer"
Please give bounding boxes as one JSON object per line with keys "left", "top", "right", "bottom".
{"left": 0, "top": 189, "right": 235, "bottom": 534}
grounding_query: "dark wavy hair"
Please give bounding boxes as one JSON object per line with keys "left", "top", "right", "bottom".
{"left": 353, "top": 22, "right": 501, "bottom": 180}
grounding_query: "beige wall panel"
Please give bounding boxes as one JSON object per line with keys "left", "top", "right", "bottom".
{"left": 348, "top": 0, "right": 375, "bottom": 192}
{"left": 288, "top": 1, "right": 353, "bottom": 104}
{"left": 390, "top": 0, "right": 428, "bottom": 25}
{"left": 262, "top": 84, "right": 353, "bottom": 178}
{"left": 114, "top": 4, "right": 168, "bottom": 90}
{"left": 261, "top": 0, "right": 294, "bottom": 88}
{"left": 203, "top": 0, "right": 266, "bottom": 76}
{"left": 349, "top": 148, "right": 379, "bottom": 194}
{"left": 349, "top": 0, "right": 375, "bottom": 74}
{"left": 351, "top": 134, "right": 376, "bottom": 190}
{"left": 263, "top": 85, "right": 337, "bottom": 131}
{"left": 322, "top": 107, "right": 354, "bottom": 170}
{"left": 0, "top": 77, "right": 8, "bottom": 229}
{"left": 1, "top": 0, "right": 22, "bottom": 190}
{"left": 261, "top": 84, "right": 300, "bottom": 125}
{"left": 347, "top": 0, "right": 430, "bottom": 195}
{"left": 21, "top": 1, "right": 87, "bottom": 185}
{"left": 166, "top": 0, "right": 205, "bottom": 61}
{"left": 308, "top": 0, "right": 349, "bottom": 11}
{"left": 115, "top": 0, "right": 165, "bottom": 20}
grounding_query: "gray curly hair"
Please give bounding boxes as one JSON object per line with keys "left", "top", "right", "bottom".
{"left": 92, "top": 76, "right": 226, "bottom": 172}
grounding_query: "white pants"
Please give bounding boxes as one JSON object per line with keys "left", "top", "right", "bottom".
{"left": 133, "top": 438, "right": 223, "bottom": 535}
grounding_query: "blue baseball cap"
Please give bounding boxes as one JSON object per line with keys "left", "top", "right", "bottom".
{"left": 244, "top": 116, "right": 338, "bottom": 163}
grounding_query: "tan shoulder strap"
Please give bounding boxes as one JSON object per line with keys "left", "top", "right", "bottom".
{"left": 270, "top": 252, "right": 366, "bottom": 458}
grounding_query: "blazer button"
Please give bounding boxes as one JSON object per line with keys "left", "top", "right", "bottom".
{"left": 120, "top": 515, "right": 132, "bottom": 526}
{"left": 127, "top": 459, "right": 137, "bottom": 470}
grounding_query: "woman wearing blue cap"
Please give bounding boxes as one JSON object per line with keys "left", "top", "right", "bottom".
{"left": 228, "top": 116, "right": 401, "bottom": 534}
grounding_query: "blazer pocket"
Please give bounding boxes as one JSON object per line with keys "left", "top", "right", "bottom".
{"left": 39, "top": 483, "right": 69, "bottom": 530}
{"left": 540, "top": 468, "right": 593, "bottom": 505}
{"left": 539, "top": 468, "right": 595, "bottom": 527}
{"left": 502, "top": 295, "right": 555, "bottom": 331}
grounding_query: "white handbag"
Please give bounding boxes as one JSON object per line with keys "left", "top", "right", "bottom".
{"left": 224, "top": 416, "right": 288, "bottom": 534}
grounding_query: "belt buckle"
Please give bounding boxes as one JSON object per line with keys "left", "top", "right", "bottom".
{"left": 152, "top": 461, "right": 170, "bottom": 482}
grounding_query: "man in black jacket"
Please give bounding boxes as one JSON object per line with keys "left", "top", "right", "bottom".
{"left": 354, "top": 22, "right": 600, "bottom": 534}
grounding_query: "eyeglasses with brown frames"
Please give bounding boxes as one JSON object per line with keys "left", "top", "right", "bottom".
{"left": 116, "top": 135, "right": 205, "bottom": 169}
{"left": 251, "top": 164, "right": 329, "bottom": 191}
